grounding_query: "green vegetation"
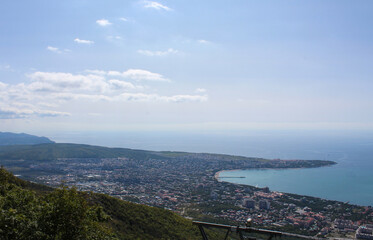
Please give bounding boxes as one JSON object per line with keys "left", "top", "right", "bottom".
{"left": 90, "top": 194, "right": 203, "bottom": 239}
{"left": 0, "top": 168, "right": 116, "bottom": 240}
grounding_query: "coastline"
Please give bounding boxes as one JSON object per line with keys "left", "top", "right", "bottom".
{"left": 214, "top": 169, "right": 242, "bottom": 181}
{"left": 213, "top": 164, "right": 373, "bottom": 206}
{"left": 215, "top": 167, "right": 305, "bottom": 182}
{"left": 214, "top": 162, "right": 337, "bottom": 182}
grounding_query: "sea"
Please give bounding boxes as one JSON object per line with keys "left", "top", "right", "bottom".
{"left": 48, "top": 129, "right": 373, "bottom": 207}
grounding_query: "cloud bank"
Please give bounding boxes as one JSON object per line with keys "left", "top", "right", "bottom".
{"left": 0, "top": 69, "right": 207, "bottom": 119}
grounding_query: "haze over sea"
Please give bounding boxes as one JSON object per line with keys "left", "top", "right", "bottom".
{"left": 48, "top": 129, "right": 373, "bottom": 207}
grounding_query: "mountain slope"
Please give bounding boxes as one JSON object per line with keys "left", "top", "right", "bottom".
{"left": 90, "top": 193, "right": 202, "bottom": 239}
{"left": 0, "top": 132, "right": 54, "bottom": 146}
{"left": 0, "top": 143, "right": 165, "bottom": 161}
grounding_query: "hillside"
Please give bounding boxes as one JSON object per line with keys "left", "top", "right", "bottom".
{"left": 0, "top": 143, "right": 164, "bottom": 162}
{"left": 0, "top": 142, "right": 335, "bottom": 166}
{"left": 0, "top": 132, "right": 54, "bottom": 146}
{"left": 0, "top": 167, "right": 219, "bottom": 239}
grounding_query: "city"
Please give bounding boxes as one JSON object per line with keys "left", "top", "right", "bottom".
{"left": 27, "top": 155, "right": 373, "bottom": 239}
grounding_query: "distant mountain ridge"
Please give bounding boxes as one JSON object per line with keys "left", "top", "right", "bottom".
{"left": 0, "top": 132, "right": 54, "bottom": 145}
{"left": 0, "top": 133, "right": 336, "bottom": 170}
{"left": 0, "top": 143, "right": 165, "bottom": 161}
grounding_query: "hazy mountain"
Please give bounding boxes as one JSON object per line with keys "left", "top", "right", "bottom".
{"left": 0, "top": 132, "right": 54, "bottom": 146}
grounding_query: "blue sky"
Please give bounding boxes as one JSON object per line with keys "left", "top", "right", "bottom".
{"left": 1, "top": 0, "right": 373, "bottom": 133}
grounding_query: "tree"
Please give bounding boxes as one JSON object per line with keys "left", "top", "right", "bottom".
{"left": 40, "top": 186, "right": 116, "bottom": 240}
{"left": 0, "top": 169, "right": 117, "bottom": 240}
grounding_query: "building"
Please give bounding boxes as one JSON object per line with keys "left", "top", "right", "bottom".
{"left": 356, "top": 225, "right": 373, "bottom": 240}
{"left": 259, "top": 200, "right": 270, "bottom": 210}
{"left": 210, "top": 191, "right": 218, "bottom": 200}
{"left": 262, "top": 187, "right": 270, "bottom": 193}
{"left": 243, "top": 198, "right": 255, "bottom": 209}
{"left": 236, "top": 193, "right": 244, "bottom": 200}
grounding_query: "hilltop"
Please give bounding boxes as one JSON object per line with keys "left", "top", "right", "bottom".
{"left": 0, "top": 132, "right": 54, "bottom": 146}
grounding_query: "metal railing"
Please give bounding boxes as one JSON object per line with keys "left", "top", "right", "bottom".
{"left": 193, "top": 221, "right": 325, "bottom": 240}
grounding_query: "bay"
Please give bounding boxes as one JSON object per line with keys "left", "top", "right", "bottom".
{"left": 48, "top": 129, "right": 373, "bottom": 206}
{"left": 218, "top": 164, "right": 373, "bottom": 206}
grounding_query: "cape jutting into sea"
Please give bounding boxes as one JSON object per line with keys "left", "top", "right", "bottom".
{"left": 52, "top": 130, "right": 373, "bottom": 206}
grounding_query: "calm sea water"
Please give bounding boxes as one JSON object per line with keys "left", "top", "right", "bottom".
{"left": 48, "top": 129, "right": 373, "bottom": 206}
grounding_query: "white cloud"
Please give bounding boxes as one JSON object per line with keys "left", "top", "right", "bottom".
{"left": 0, "top": 104, "right": 70, "bottom": 119}
{"left": 124, "top": 69, "right": 167, "bottom": 82}
{"left": 198, "top": 39, "right": 211, "bottom": 44}
{"left": 85, "top": 69, "right": 169, "bottom": 82}
{"left": 96, "top": 19, "right": 112, "bottom": 26}
{"left": 27, "top": 72, "right": 108, "bottom": 93}
{"left": 121, "top": 69, "right": 169, "bottom": 82}
{"left": 117, "top": 93, "right": 156, "bottom": 102}
{"left": 119, "top": 17, "right": 128, "bottom": 22}
{"left": 195, "top": 88, "right": 207, "bottom": 93}
{"left": 108, "top": 79, "right": 139, "bottom": 90}
{"left": 38, "top": 102, "right": 59, "bottom": 108}
{"left": 35, "top": 110, "right": 71, "bottom": 117}
{"left": 144, "top": 1, "right": 172, "bottom": 11}
{"left": 162, "top": 94, "right": 208, "bottom": 103}
{"left": 46, "top": 91, "right": 207, "bottom": 103}
{"left": 0, "top": 81, "right": 8, "bottom": 90}
{"left": 137, "top": 48, "right": 178, "bottom": 57}
{"left": 107, "top": 71, "right": 121, "bottom": 76}
{"left": 0, "top": 69, "right": 207, "bottom": 119}
{"left": 107, "top": 69, "right": 170, "bottom": 82}
{"left": 117, "top": 93, "right": 207, "bottom": 103}
{"left": 47, "top": 46, "right": 61, "bottom": 53}
{"left": 47, "top": 46, "right": 71, "bottom": 54}
{"left": 0, "top": 105, "right": 32, "bottom": 119}
{"left": 74, "top": 38, "right": 94, "bottom": 44}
